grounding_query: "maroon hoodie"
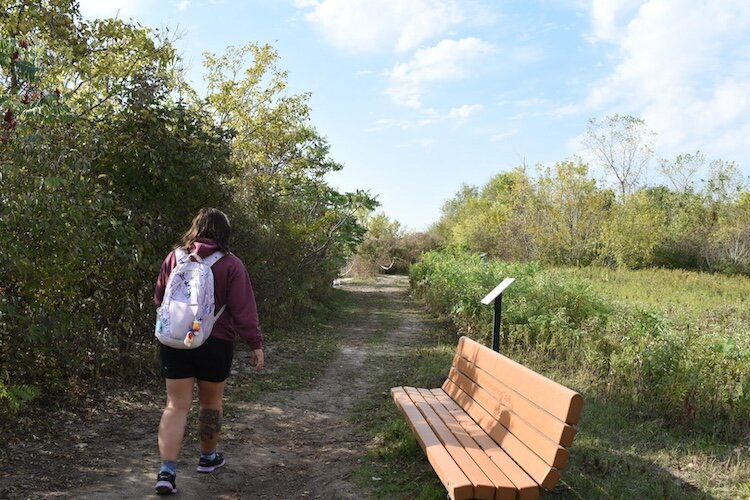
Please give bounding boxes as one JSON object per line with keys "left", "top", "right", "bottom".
{"left": 154, "top": 238, "right": 263, "bottom": 350}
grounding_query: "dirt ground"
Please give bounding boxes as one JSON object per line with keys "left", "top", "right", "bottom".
{"left": 0, "top": 275, "right": 423, "bottom": 499}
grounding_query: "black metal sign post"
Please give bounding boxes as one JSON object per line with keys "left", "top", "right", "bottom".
{"left": 481, "top": 278, "right": 515, "bottom": 352}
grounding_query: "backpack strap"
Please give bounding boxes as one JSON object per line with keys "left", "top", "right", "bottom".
{"left": 214, "top": 304, "right": 227, "bottom": 320}
{"left": 175, "top": 248, "right": 225, "bottom": 265}
{"left": 201, "top": 251, "right": 226, "bottom": 267}
{"left": 204, "top": 251, "right": 227, "bottom": 320}
{"left": 174, "top": 248, "right": 189, "bottom": 263}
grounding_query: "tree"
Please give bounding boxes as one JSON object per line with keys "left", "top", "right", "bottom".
{"left": 601, "top": 190, "right": 667, "bottom": 268}
{"left": 483, "top": 168, "right": 536, "bottom": 261}
{"left": 446, "top": 193, "right": 499, "bottom": 254}
{"left": 349, "top": 213, "right": 402, "bottom": 276}
{"left": 658, "top": 150, "right": 704, "bottom": 194}
{"left": 203, "top": 43, "right": 377, "bottom": 316}
{"left": 704, "top": 158, "right": 745, "bottom": 204}
{"left": 708, "top": 193, "right": 750, "bottom": 273}
{"left": 533, "top": 160, "right": 612, "bottom": 265}
{"left": 0, "top": 2, "right": 378, "bottom": 417}
{"left": 645, "top": 187, "right": 709, "bottom": 270}
{"left": 430, "top": 183, "right": 479, "bottom": 245}
{"left": 584, "top": 114, "right": 655, "bottom": 197}
{"left": 432, "top": 169, "right": 536, "bottom": 260}
{"left": 698, "top": 162, "right": 749, "bottom": 272}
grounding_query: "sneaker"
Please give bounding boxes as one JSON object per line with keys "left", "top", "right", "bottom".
{"left": 154, "top": 471, "right": 177, "bottom": 495}
{"left": 196, "top": 452, "right": 225, "bottom": 473}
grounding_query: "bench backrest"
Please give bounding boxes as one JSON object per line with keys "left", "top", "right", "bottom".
{"left": 441, "top": 336, "right": 583, "bottom": 491}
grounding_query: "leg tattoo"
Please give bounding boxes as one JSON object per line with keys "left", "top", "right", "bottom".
{"left": 198, "top": 408, "right": 222, "bottom": 442}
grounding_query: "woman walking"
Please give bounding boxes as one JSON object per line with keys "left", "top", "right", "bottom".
{"left": 153, "top": 208, "right": 264, "bottom": 495}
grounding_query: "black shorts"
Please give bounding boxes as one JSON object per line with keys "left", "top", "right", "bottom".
{"left": 160, "top": 336, "right": 234, "bottom": 382}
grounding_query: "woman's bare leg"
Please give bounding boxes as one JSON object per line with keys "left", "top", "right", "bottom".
{"left": 158, "top": 378, "right": 195, "bottom": 460}
{"left": 196, "top": 379, "right": 226, "bottom": 453}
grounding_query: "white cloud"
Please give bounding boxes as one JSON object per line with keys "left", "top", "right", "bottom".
{"left": 296, "top": 0, "right": 465, "bottom": 54}
{"left": 497, "top": 97, "right": 551, "bottom": 109}
{"left": 386, "top": 37, "right": 494, "bottom": 108}
{"left": 589, "top": 0, "right": 646, "bottom": 42}
{"left": 78, "top": 0, "right": 145, "bottom": 19}
{"left": 368, "top": 117, "right": 437, "bottom": 131}
{"left": 400, "top": 137, "right": 437, "bottom": 148}
{"left": 177, "top": 0, "right": 190, "bottom": 12}
{"left": 490, "top": 128, "right": 520, "bottom": 143}
{"left": 446, "top": 104, "right": 483, "bottom": 121}
{"left": 369, "top": 103, "right": 482, "bottom": 131}
{"left": 582, "top": 0, "right": 750, "bottom": 163}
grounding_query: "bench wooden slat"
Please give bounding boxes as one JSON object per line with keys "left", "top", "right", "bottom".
{"left": 416, "top": 388, "right": 516, "bottom": 499}
{"left": 447, "top": 365, "right": 569, "bottom": 468}
{"left": 443, "top": 378, "right": 561, "bottom": 490}
{"left": 403, "top": 387, "right": 497, "bottom": 500}
{"left": 417, "top": 388, "right": 519, "bottom": 500}
{"left": 452, "top": 355, "right": 577, "bottom": 447}
{"left": 391, "top": 388, "right": 474, "bottom": 499}
{"left": 431, "top": 388, "right": 541, "bottom": 500}
{"left": 456, "top": 337, "right": 584, "bottom": 425}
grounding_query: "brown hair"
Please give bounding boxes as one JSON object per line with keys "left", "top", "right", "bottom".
{"left": 180, "top": 208, "right": 231, "bottom": 253}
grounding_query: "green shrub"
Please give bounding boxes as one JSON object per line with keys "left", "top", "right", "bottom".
{"left": 410, "top": 249, "right": 750, "bottom": 434}
{"left": 0, "top": 5, "right": 371, "bottom": 424}
{"left": 0, "top": 380, "right": 40, "bottom": 415}
{"left": 411, "top": 249, "right": 608, "bottom": 350}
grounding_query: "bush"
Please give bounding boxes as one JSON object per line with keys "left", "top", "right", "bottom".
{"left": 410, "top": 249, "right": 607, "bottom": 345}
{"left": 409, "top": 249, "right": 750, "bottom": 434}
{"left": 0, "top": 6, "right": 372, "bottom": 423}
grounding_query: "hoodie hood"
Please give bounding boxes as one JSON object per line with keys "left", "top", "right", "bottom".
{"left": 191, "top": 238, "right": 222, "bottom": 258}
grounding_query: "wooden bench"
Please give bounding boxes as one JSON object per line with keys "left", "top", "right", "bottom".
{"left": 391, "top": 336, "right": 584, "bottom": 500}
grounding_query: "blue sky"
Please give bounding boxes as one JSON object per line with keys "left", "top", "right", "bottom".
{"left": 79, "top": 0, "right": 750, "bottom": 231}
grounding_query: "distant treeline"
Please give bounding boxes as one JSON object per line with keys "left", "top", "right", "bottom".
{"left": 353, "top": 116, "right": 748, "bottom": 278}
{"left": 0, "top": 2, "right": 375, "bottom": 416}
{"left": 432, "top": 151, "right": 748, "bottom": 275}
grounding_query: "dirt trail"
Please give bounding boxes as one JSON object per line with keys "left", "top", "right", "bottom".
{"left": 1, "top": 275, "right": 424, "bottom": 499}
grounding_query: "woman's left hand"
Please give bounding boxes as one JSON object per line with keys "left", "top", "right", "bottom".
{"left": 250, "top": 349, "right": 265, "bottom": 372}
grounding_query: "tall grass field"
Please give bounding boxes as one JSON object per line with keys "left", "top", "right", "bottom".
{"left": 402, "top": 250, "right": 750, "bottom": 497}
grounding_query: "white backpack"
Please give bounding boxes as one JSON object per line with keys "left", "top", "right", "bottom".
{"left": 155, "top": 248, "right": 226, "bottom": 349}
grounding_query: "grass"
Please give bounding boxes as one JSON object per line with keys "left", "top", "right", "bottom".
{"left": 538, "top": 268, "right": 750, "bottom": 497}
{"left": 350, "top": 282, "right": 750, "bottom": 499}
{"left": 230, "top": 326, "right": 337, "bottom": 399}
{"left": 562, "top": 266, "right": 750, "bottom": 322}
{"left": 526, "top": 357, "right": 750, "bottom": 499}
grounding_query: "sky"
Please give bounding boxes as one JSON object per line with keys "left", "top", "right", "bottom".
{"left": 77, "top": 0, "right": 750, "bottom": 231}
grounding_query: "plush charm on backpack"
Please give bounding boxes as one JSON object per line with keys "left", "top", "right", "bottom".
{"left": 155, "top": 249, "right": 226, "bottom": 349}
